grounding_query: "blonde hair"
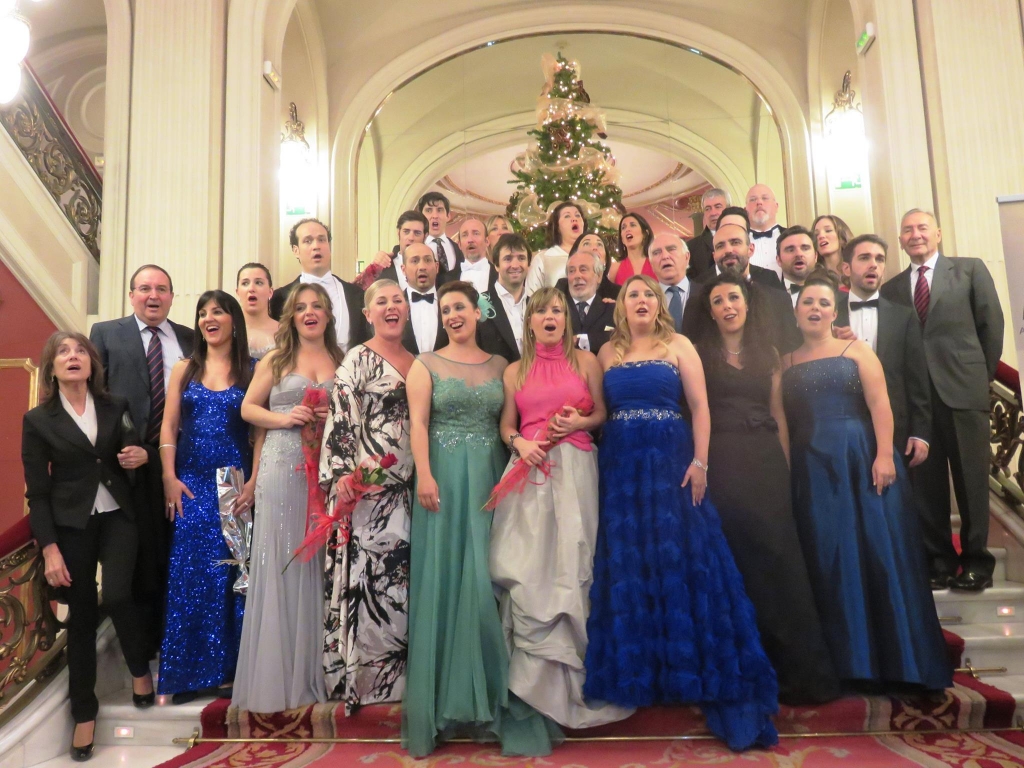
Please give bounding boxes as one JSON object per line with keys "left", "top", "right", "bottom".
{"left": 515, "top": 287, "right": 580, "bottom": 389}
{"left": 609, "top": 275, "right": 676, "bottom": 366}
{"left": 271, "top": 283, "right": 344, "bottom": 383}
{"left": 364, "top": 278, "right": 401, "bottom": 307}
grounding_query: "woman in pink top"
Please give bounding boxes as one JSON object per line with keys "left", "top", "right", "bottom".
{"left": 608, "top": 212, "right": 656, "bottom": 285}
{"left": 490, "top": 287, "right": 633, "bottom": 730}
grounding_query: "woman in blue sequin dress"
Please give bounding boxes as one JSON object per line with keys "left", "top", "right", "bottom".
{"left": 403, "top": 281, "right": 560, "bottom": 758}
{"left": 159, "top": 291, "right": 256, "bottom": 702}
{"left": 782, "top": 278, "right": 950, "bottom": 691}
{"left": 583, "top": 276, "right": 779, "bottom": 752}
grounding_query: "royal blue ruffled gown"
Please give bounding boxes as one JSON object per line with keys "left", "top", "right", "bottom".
{"left": 583, "top": 360, "right": 779, "bottom": 751}
{"left": 158, "top": 380, "right": 251, "bottom": 695}
{"left": 782, "top": 356, "right": 951, "bottom": 690}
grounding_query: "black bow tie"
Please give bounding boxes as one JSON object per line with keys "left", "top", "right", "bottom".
{"left": 849, "top": 299, "right": 879, "bottom": 311}
{"left": 789, "top": 283, "right": 801, "bottom": 294}
{"left": 751, "top": 227, "right": 778, "bottom": 240}
{"left": 411, "top": 291, "right": 434, "bottom": 304}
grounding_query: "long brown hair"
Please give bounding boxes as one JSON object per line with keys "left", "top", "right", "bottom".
{"left": 609, "top": 275, "right": 676, "bottom": 366}
{"left": 39, "top": 331, "right": 107, "bottom": 404}
{"left": 515, "top": 287, "right": 580, "bottom": 389}
{"left": 182, "top": 290, "right": 252, "bottom": 390}
{"left": 270, "top": 283, "right": 344, "bottom": 383}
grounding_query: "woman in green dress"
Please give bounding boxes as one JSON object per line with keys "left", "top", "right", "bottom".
{"left": 403, "top": 281, "right": 560, "bottom": 758}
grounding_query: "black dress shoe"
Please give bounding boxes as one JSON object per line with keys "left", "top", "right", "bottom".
{"left": 950, "top": 571, "right": 993, "bottom": 592}
{"left": 929, "top": 573, "right": 953, "bottom": 590}
{"left": 132, "top": 691, "right": 155, "bottom": 708}
{"left": 172, "top": 690, "right": 198, "bottom": 705}
{"left": 70, "top": 742, "right": 94, "bottom": 762}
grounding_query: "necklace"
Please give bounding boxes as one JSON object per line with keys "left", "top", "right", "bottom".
{"left": 725, "top": 346, "right": 743, "bottom": 356}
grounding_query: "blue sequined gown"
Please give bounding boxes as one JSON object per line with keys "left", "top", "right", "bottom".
{"left": 583, "top": 360, "right": 779, "bottom": 751}
{"left": 158, "top": 380, "right": 251, "bottom": 695}
{"left": 782, "top": 356, "right": 951, "bottom": 690}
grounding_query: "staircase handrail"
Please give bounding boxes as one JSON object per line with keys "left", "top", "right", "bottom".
{"left": 991, "top": 361, "right": 1024, "bottom": 512}
{"left": 0, "top": 516, "right": 66, "bottom": 729}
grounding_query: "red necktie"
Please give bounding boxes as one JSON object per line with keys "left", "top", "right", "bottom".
{"left": 146, "top": 327, "right": 165, "bottom": 444}
{"left": 913, "top": 265, "right": 930, "bottom": 324}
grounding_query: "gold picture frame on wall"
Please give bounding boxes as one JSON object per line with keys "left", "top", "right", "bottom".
{"left": 0, "top": 358, "right": 40, "bottom": 516}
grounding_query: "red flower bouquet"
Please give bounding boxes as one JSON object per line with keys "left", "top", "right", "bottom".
{"left": 297, "top": 386, "right": 330, "bottom": 528}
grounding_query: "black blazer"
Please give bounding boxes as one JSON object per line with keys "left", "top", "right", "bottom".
{"left": 684, "top": 276, "right": 800, "bottom": 353}
{"left": 685, "top": 228, "right": 716, "bottom": 279}
{"left": 836, "top": 294, "right": 932, "bottom": 450}
{"left": 749, "top": 264, "right": 784, "bottom": 291}
{"left": 880, "top": 254, "right": 1004, "bottom": 411}
{"left": 554, "top": 275, "right": 620, "bottom": 303}
{"left": 401, "top": 289, "right": 449, "bottom": 355}
{"left": 90, "top": 316, "right": 194, "bottom": 442}
{"left": 479, "top": 274, "right": 522, "bottom": 363}
{"left": 269, "top": 275, "right": 370, "bottom": 350}
{"left": 565, "top": 293, "right": 616, "bottom": 355}
{"left": 432, "top": 236, "right": 465, "bottom": 280}
{"left": 22, "top": 395, "right": 138, "bottom": 549}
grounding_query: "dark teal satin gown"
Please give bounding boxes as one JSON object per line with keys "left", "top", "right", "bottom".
{"left": 782, "top": 356, "right": 952, "bottom": 691}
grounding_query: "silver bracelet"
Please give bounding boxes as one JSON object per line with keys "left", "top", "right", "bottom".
{"left": 691, "top": 457, "right": 708, "bottom": 472}
{"left": 508, "top": 433, "right": 523, "bottom": 456}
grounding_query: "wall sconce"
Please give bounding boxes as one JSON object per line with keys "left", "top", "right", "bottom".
{"left": 823, "top": 71, "right": 867, "bottom": 190}
{"left": 280, "top": 102, "right": 315, "bottom": 216}
{"left": 0, "top": 2, "right": 30, "bottom": 104}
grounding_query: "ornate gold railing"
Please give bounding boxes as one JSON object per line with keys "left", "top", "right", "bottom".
{"left": 990, "top": 363, "right": 1024, "bottom": 513}
{"left": 0, "top": 518, "right": 66, "bottom": 730}
{"left": 0, "top": 62, "right": 102, "bottom": 260}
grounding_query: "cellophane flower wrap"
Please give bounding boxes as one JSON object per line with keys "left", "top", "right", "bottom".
{"left": 286, "top": 452, "right": 399, "bottom": 570}
{"left": 215, "top": 466, "right": 252, "bottom": 594}
{"left": 483, "top": 392, "right": 594, "bottom": 510}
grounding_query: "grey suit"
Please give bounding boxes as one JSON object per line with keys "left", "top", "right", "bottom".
{"left": 880, "top": 254, "right": 1004, "bottom": 577}
{"left": 90, "top": 314, "right": 194, "bottom": 656}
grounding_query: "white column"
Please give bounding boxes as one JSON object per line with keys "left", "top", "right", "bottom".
{"left": 125, "top": 0, "right": 227, "bottom": 324}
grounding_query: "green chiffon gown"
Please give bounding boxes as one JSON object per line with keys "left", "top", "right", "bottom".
{"left": 402, "top": 352, "right": 561, "bottom": 757}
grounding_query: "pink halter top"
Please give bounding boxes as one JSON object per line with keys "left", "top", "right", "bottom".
{"left": 514, "top": 343, "right": 594, "bottom": 452}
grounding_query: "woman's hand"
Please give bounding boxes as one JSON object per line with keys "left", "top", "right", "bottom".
{"left": 163, "top": 476, "right": 194, "bottom": 520}
{"left": 681, "top": 463, "right": 707, "bottom": 506}
{"left": 515, "top": 438, "right": 550, "bottom": 467}
{"left": 42, "top": 543, "right": 72, "bottom": 588}
{"left": 281, "top": 404, "right": 315, "bottom": 428}
{"left": 872, "top": 454, "right": 897, "bottom": 495}
{"left": 547, "top": 406, "right": 584, "bottom": 441}
{"left": 335, "top": 474, "right": 358, "bottom": 505}
{"left": 233, "top": 478, "right": 256, "bottom": 516}
{"left": 117, "top": 445, "right": 149, "bottom": 470}
{"left": 417, "top": 474, "right": 440, "bottom": 513}
{"left": 313, "top": 404, "right": 331, "bottom": 421}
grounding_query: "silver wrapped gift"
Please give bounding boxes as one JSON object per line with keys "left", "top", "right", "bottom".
{"left": 216, "top": 466, "right": 252, "bottom": 595}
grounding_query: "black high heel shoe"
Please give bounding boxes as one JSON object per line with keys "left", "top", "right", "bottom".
{"left": 132, "top": 674, "right": 156, "bottom": 708}
{"left": 70, "top": 723, "right": 95, "bottom": 762}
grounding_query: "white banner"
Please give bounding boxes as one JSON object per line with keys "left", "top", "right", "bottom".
{"left": 997, "top": 195, "right": 1024, "bottom": 369}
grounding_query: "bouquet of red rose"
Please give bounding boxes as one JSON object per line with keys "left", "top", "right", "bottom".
{"left": 483, "top": 392, "right": 594, "bottom": 511}
{"left": 286, "top": 452, "right": 399, "bottom": 570}
{"left": 297, "top": 386, "right": 331, "bottom": 529}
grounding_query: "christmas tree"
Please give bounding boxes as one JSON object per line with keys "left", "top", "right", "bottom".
{"left": 507, "top": 53, "right": 624, "bottom": 250}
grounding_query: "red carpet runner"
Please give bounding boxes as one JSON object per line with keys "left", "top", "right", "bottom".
{"left": 156, "top": 631, "right": 1023, "bottom": 768}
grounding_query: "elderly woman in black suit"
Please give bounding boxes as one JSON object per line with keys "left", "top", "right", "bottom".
{"left": 21, "top": 332, "right": 155, "bottom": 762}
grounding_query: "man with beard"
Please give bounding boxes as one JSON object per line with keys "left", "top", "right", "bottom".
{"left": 745, "top": 184, "right": 784, "bottom": 277}
{"left": 776, "top": 226, "right": 819, "bottom": 306}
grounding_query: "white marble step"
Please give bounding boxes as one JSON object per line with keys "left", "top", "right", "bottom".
{"left": 934, "top": 579, "right": 1024, "bottom": 625}
{"left": 955, "top": 622, "right": 1024, "bottom": 675}
{"left": 93, "top": 689, "right": 204, "bottom": 747}
{"left": 30, "top": 745, "right": 185, "bottom": 768}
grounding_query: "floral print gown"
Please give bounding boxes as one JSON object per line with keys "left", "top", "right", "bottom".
{"left": 320, "top": 345, "right": 412, "bottom": 712}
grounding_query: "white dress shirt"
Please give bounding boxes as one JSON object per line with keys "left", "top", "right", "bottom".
{"left": 524, "top": 245, "right": 570, "bottom": 296}
{"left": 59, "top": 391, "right": 119, "bottom": 515}
{"left": 430, "top": 235, "right": 457, "bottom": 272}
{"left": 134, "top": 315, "right": 184, "bottom": 392}
{"left": 749, "top": 224, "right": 783, "bottom": 277}
{"left": 408, "top": 287, "right": 438, "bottom": 353}
{"left": 572, "top": 293, "right": 597, "bottom": 351}
{"left": 459, "top": 258, "right": 492, "bottom": 295}
{"left": 300, "top": 272, "right": 350, "bottom": 352}
{"left": 909, "top": 251, "right": 939, "bottom": 304}
{"left": 494, "top": 281, "right": 527, "bottom": 353}
{"left": 848, "top": 290, "right": 880, "bottom": 351}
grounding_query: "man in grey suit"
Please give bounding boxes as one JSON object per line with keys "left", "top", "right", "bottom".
{"left": 90, "top": 264, "right": 194, "bottom": 654}
{"left": 880, "top": 210, "right": 1004, "bottom": 591}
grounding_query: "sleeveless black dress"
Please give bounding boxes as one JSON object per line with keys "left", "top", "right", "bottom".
{"left": 705, "top": 360, "right": 841, "bottom": 705}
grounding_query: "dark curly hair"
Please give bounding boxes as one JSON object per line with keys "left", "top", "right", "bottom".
{"left": 693, "top": 273, "right": 780, "bottom": 379}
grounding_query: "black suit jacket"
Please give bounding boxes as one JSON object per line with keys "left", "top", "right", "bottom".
{"left": 477, "top": 273, "right": 522, "bottom": 363}
{"left": 22, "top": 395, "right": 138, "bottom": 548}
{"left": 837, "top": 294, "right": 932, "bottom": 449}
{"left": 686, "top": 228, "right": 715, "bottom": 279}
{"left": 564, "top": 293, "right": 616, "bottom": 355}
{"left": 684, "top": 275, "right": 800, "bottom": 353}
{"left": 554, "top": 276, "right": 620, "bottom": 303}
{"left": 401, "top": 289, "right": 449, "bottom": 355}
{"left": 431, "top": 236, "right": 465, "bottom": 280}
{"left": 269, "top": 275, "right": 370, "bottom": 350}
{"left": 880, "top": 254, "right": 1004, "bottom": 411}
{"left": 749, "top": 264, "right": 784, "bottom": 291}
{"left": 90, "top": 316, "right": 194, "bottom": 442}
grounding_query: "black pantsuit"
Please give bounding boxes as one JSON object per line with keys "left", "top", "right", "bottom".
{"left": 59, "top": 511, "right": 150, "bottom": 722}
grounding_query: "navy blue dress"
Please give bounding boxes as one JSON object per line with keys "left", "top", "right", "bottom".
{"left": 583, "top": 360, "right": 778, "bottom": 751}
{"left": 158, "top": 380, "right": 251, "bottom": 695}
{"left": 782, "top": 356, "right": 951, "bottom": 690}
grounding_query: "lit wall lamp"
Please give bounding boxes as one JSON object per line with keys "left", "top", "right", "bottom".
{"left": 0, "top": 0, "right": 32, "bottom": 104}
{"left": 280, "top": 102, "right": 315, "bottom": 216}
{"left": 823, "top": 71, "right": 867, "bottom": 190}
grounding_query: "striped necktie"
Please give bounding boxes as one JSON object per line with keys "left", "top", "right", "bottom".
{"left": 145, "top": 327, "right": 165, "bottom": 444}
{"left": 913, "top": 265, "right": 930, "bottom": 324}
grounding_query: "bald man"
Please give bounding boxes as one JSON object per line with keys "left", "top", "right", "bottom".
{"left": 649, "top": 232, "right": 694, "bottom": 335}
{"left": 440, "top": 217, "right": 496, "bottom": 295}
{"left": 745, "top": 184, "right": 784, "bottom": 278}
